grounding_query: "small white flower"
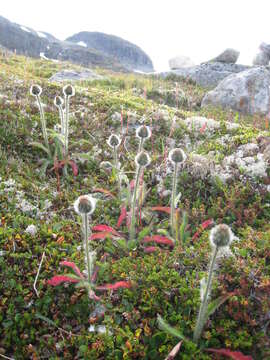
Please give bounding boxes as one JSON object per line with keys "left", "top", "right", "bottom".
{"left": 25, "top": 224, "right": 37, "bottom": 237}
{"left": 209, "top": 224, "right": 234, "bottom": 249}
{"left": 136, "top": 125, "right": 151, "bottom": 140}
{"left": 168, "top": 148, "right": 187, "bottom": 164}
{"left": 63, "top": 84, "right": 75, "bottom": 97}
{"left": 135, "top": 151, "right": 151, "bottom": 168}
{"left": 74, "top": 195, "right": 97, "bottom": 215}
{"left": 30, "top": 84, "right": 42, "bottom": 97}
{"left": 107, "top": 134, "right": 121, "bottom": 149}
{"left": 54, "top": 96, "right": 64, "bottom": 107}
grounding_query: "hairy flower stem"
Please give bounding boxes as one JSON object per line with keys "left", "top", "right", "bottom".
{"left": 113, "top": 146, "right": 121, "bottom": 195}
{"left": 138, "top": 138, "right": 144, "bottom": 152}
{"left": 58, "top": 105, "right": 65, "bottom": 137}
{"left": 82, "top": 213, "right": 92, "bottom": 286}
{"left": 64, "top": 96, "right": 70, "bottom": 158}
{"left": 129, "top": 165, "right": 142, "bottom": 241}
{"left": 170, "top": 162, "right": 178, "bottom": 239}
{"left": 193, "top": 246, "right": 218, "bottom": 343}
{"left": 36, "top": 95, "right": 50, "bottom": 155}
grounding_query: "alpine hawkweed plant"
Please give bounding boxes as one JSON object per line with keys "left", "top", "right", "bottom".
{"left": 107, "top": 134, "right": 121, "bottom": 194}
{"left": 30, "top": 84, "right": 50, "bottom": 155}
{"left": 74, "top": 195, "right": 97, "bottom": 286}
{"left": 157, "top": 224, "right": 235, "bottom": 347}
{"left": 63, "top": 84, "right": 75, "bottom": 158}
{"left": 129, "top": 151, "right": 151, "bottom": 241}
{"left": 136, "top": 125, "right": 151, "bottom": 152}
{"left": 193, "top": 224, "right": 234, "bottom": 343}
{"left": 168, "top": 148, "right": 186, "bottom": 240}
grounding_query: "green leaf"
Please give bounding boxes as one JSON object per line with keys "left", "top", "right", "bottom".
{"left": 157, "top": 315, "right": 187, "bottom": 341}
{"left": 35, "top": 313, "right": 58, "bottom": 328}
{"left": 30, "top": 141, "right": 50, "bottom": 156}
{"left": 206, "top": 293, "right": 232, "bottom": 318}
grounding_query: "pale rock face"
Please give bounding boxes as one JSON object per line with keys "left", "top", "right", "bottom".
{"left": 202, "top": 67, "right": 270, "bottom": 115}
{"left": 169, "top": 56, "right": 195, "bottom": 69}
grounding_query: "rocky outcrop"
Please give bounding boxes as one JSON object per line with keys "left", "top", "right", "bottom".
{"left": 66, "top": 32, "right": 154, "bottom": 72}
{"left": 202, "top": 67, "right": 270, "bottom": 115}
{"left": 49, "top": 69, "right": 104, "bottom": 83}
{"left": 169, "top": 56, "right": 195, "bottom": 69}
{"left": 253, "top": 42, "right": 270, "bottom": 66}
{"left": 159, "top": 62, "right": 249, "bottom": 88}
{"left": 207, "top": 48, "right": 240, "bottom": 64}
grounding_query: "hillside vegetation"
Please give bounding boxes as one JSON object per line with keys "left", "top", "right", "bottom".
{"left": 0, "top": 53, "right": 269, "bottom": 359}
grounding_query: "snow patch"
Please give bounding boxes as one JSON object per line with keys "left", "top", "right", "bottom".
{"left": 37, "top": 31, "right": 47, "bottom": 38}
{"left": 20, "top": 26, "right": 31, "bottom": 33}
{"left": 77, "top": 41, "right": 87, "bottom": 47}
{"left": 40, "top": 52, "right": 49, "bottom": 60}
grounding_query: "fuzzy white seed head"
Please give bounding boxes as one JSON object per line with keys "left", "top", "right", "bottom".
{"left": 63, "top": 84, "right": 75, "bottom": 97}
{"left": 107, "top": 134, "right": 121, "bottom": 149}
{"left": 135, "top": 151, "right": 151, "bottom": 168}
{"left": 74, "top": 195, "right": 96, "bottom": 215}
{"left": 209, "top": 224, "right": 234, "bottom": 249}
{"left": 30, "top": 84, "right": 42, "bottom": 97}
{"left": 168, "top": 148, "right": 187, "bottom": 164}
{"left": 54, "top": 95, "right": 64, "bottom": 107}
{"left": 136, "top": 125, "right": 151, "bottom": 140}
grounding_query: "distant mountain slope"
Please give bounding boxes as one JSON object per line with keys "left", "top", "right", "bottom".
{"left": 0, "top": 15, "right": 125, "bottom": 71}
{"left": 66, "top": 32, "right": 154, "bottom": 72}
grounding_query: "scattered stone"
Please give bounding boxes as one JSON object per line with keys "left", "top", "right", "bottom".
{"left": 208, "top": 48, "right": 240, "bottom": 64}
{"left": 181, "top": 116, "right": 239, "bottom": 135}
{"left": 253, "top": 42, "right": 270, "bottom": 66}
{"left": 25, "top": 224, "right": 37, "bottom": 236}
{"left": 159, "top": 62, "right": 249, "bottom": 88}
{"left": 49, "top": 69, "right": 104, "bottom": 83}
{"left": 202, "top": 67, "right": 270, "bottom": 115}
{"left": 169, "top": 56, "right": 195, "bottom": 69}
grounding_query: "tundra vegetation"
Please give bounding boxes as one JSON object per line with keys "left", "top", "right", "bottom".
{"left": 0, "top": 53, "right": 269, "bottom": 359}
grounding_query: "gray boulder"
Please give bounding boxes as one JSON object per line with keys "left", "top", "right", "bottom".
{"left": 49, "top": 69, "right": 104, "bottom": 83}
{"left": 202, "top": 67, "right": 270, "bottom": 115}
{"left": 253, "top": 51, "right": 269, "bottom": 66}
{"left": 159, "top": 62, "right": 249, "bottom": 88}
{"left": 208, "top": 48, "right": 240, "bottom": 64}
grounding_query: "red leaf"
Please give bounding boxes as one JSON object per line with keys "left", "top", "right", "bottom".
{"left": 117, "top": 206, "right": 127, "bottom": 228}
{"left": 200, "top": 122, "right": 207, "bottom": 133}
{"left": 90, "top": 232, "right": 113, "bottom": 240}
{"left": 144, "top": 246, "right": 158, "bottom": 253}
{"left": 165, "top": 341, "right": 183, "bottom": 360}
{"left": 60, "top": 261, "right": 84, "bottom": 279}
{"left": 47, "top": 275, "right": 80, "bottom": 286}
{"left": 206, "top": 349, "right": 253, "bottom": 360}
{"left": 92, "top": 224, "right": 121, "bottom": 236}
{"left": 92, "top": 188, "right": 116, "bottom": 198}
{"left": 96, "top": 281, "right": 132, "bottom": 291}
{"left": 91, "top": 267, "right": 99, "bottom": 283}
{"left": 142, "top": 235, "right": 174, "bottom": 247}
{"left": 192, "top": 219, "right": 214, "bottom": 240}
{"left": 201, "top": 219, "right": 214, "bottom": 229}
{"left": 151, "top": 206, "right": 171, "bottom": 214}
{"left": 68, "top": 160, "right": 78, "bottom": 176}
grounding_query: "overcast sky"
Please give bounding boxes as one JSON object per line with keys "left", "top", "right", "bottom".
{"left": 1, "top": 0, "right": 270, "bottom": 71}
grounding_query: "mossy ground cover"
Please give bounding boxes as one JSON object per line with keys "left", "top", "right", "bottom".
{"left": 0, "top": 53, "right": 269, "bottom": 359}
